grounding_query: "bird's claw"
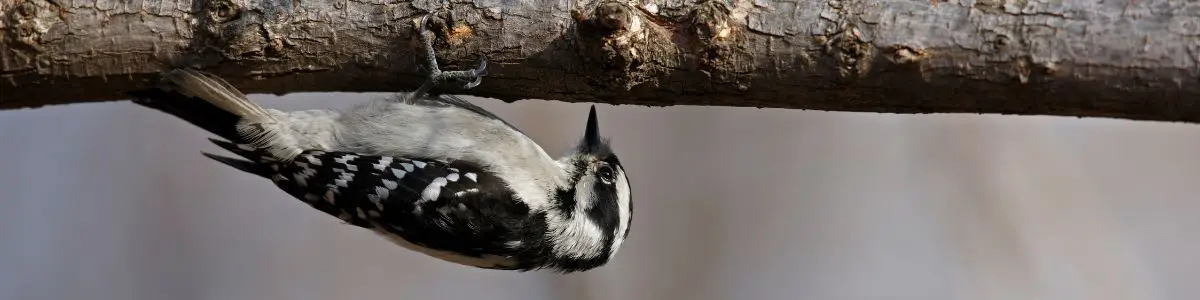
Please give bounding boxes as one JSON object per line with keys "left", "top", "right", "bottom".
{"left": 457, "top": 57, "right": 487, "bottom": 89}
{"left": 415, "top": 12, "right": 487, "bottom": 90}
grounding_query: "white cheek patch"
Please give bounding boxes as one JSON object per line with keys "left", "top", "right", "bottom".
{"left": 573, "top": 174, "right": 596, "bottom": 209}
{"left": 609, "top": 166, "right": 633, "bottom": 258}
{"left": 547, "top": 214, "right": 606, "bottom": 259}
{"left": 546, "top": 174, "right": 605, "bottom": 259}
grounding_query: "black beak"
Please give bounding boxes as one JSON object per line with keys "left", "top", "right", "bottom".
{"left": 578, "top": 105, "right": 610, "bottom": 155}
{"left": 585, "top": 105, "right": 600, "bottom": 145}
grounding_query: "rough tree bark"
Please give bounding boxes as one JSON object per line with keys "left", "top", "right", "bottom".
{"left": 2, "top": 0, "right": 1198, "bottom": 123}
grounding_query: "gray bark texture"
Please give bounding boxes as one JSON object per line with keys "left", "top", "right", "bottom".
{"left": 2, "top": 0, "right": 1199, "bottom": 123}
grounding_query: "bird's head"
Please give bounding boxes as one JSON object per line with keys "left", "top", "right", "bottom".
{"left": 546, "top": 105, "right": 633, "bottom": 271}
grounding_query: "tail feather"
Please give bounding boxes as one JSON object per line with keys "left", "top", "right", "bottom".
{"left": 128, "top": 68, "right": 303, "bottom": 162}
{"left": 201, "top": 152, "right": 271, "bottom": 178}
{"left": 203, "top": 138, "right": 276, "bottom": 178}
{"left": 158, "top": 69, "right": 274, "bottom": 122}
{"left": 127, "top": 88, "right": 244, "bottom": 143}
{"left": 207, "top": 138, "right": 264, "bottom": 160}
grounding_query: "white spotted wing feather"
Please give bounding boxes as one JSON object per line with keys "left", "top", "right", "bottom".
{"left": 261, "top": 149, "right": 535, "bottom": 269}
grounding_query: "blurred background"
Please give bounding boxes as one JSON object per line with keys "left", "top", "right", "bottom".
{"left": 1, "top": 93, "right": 1197, "bottom": 300}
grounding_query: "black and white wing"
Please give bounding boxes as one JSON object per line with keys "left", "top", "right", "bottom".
{"left": 205, "top": 140, "right": 536, "bottom": 267}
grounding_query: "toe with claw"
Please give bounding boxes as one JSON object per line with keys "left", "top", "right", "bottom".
{"left": 409, "top": 13, "right": 488, "bottom": 100}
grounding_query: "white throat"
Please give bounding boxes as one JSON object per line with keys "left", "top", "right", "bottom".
{"left": 544, "top": 157, "right": 607, "bottom": 259}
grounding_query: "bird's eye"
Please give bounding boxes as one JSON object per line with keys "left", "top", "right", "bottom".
{"left": 597, "top": 165, "right": 615, "bottom": 184}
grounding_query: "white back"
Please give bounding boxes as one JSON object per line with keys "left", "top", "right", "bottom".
{"left": 324, "top": 98, "right": 569, "bottom": 209}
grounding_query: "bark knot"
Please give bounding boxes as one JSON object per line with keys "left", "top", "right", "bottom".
{"left": 812, "top": 0, "right": 877, "bottom": 82}
{"left": 571, "top": 0, "right": 671, "bottom": 92}
{"left": 687, "top": 0, "right": 748, "bottom": 92}
{"left": 208, "top": 0, "right": 240, "bottom": 23}
{"left": 191, "top": 0, "right": 294, "bottom": 62}
{"left": 887, "top": 45, "right": 927, "bottom": 64}
{"left": 689, "top": 0, "right": 733, "bottom": 43}
{"left": 824, "top": 23, "right": 872, "bottom": 80}
{"left": 3, "top": 0, "right": 64, "bottom": 58}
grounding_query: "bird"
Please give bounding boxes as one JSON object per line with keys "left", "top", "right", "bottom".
{"left": 124, "top": 13, "right": 633, "bottom": 273}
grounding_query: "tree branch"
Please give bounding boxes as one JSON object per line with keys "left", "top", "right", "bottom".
{"left": 3, "top": 0, "right": 1198, "bottom": 123}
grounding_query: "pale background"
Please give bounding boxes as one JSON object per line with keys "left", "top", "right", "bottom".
{"left": 1, "top": 93, "right": 1197, "bottom": 300}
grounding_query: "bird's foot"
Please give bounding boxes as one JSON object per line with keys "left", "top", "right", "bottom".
{"left": 415, "top": 13, "right": 487, "bottom": 90}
